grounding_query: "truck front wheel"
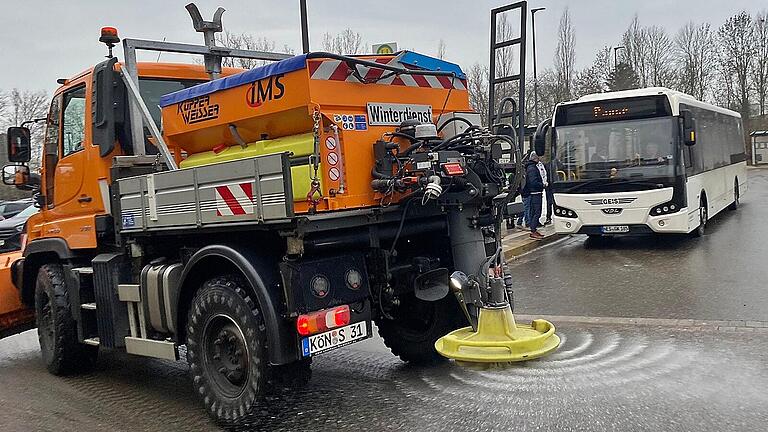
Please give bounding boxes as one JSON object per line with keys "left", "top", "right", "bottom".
{"left": 35, "top": 263, "right": 98, "bottom": 375}
{"left": 186, "top": 275, "right": 268, "bottom": 426}
{"left": 376, "top": 294, "right": 465, "bottom": 365}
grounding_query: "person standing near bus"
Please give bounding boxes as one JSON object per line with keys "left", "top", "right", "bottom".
{"left": 523, "top": 151, "right": 546, "bottom": 239}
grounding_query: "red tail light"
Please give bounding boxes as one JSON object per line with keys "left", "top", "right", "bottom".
{"left": 441, "top": 162, "right": 465, "bottom": 176}
{"left": 296, "top": 305, "right": 351, "bottom": 336}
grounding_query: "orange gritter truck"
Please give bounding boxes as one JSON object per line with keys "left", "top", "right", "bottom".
{"left": 1, "top": 2, "right": 532, "bottom": 426}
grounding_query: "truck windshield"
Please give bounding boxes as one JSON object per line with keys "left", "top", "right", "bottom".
{"left": 138, "top": 78, "right": 205, "bottom": 127}
{"left": 553, "top": 117, "right": 676, "bottom": 182}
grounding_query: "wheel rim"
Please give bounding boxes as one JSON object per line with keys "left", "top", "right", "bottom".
{"left": 700, "top": 204, "right": 707, "bottom": 229}
{"left": 202, "top": 314, "right": 250, "bottom": 398}
{"left": 37, "top": 291, "right": 54, "bottom": 353}
{"left": 734, "top": 185, "right": 740, "bottom": 206}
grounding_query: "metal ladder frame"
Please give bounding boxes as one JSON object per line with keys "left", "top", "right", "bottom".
{"left": 488, "top": 1, "right": 527, "bottom": 144}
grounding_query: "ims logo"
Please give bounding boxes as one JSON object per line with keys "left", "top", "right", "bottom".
{"left": 246, "top": 74, "right": 285, "bottom": 107}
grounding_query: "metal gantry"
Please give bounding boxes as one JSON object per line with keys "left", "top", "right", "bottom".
{"left": 488, "top": 1, "right": 527, "bottom": 145}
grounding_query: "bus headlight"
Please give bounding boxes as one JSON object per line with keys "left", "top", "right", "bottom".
{"left": 651, "top": 202, "right": 681, "bottom": 216}
{"left": 554, "top": 205, "right": 578, "bottom": 219}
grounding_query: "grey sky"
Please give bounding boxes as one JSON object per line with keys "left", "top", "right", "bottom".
{"left": 0, "top": 0, "right": 763, "bottom": 94}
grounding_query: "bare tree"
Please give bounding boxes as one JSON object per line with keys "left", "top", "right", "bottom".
{"left": 0, "top": 90, "right": 7, "bottom": 120}
{"left": 622, "top": 15, "right": 648, "bottom": 87}
{"left": 0, "top": 88, "right": 49, "bottom": 169}
{"left": 718, "top": 11, "right": 755, "bottom": 156}
{"left": 535, "top": 69, "right": 561, "bottom": 123}
{"left": 215, "top": 31, "right": 293, "bottom": 69}
{"left": 554, "top": 8, "right": 576, "bottom": 101}
{"left": 573, "top": 47, "right": 611, "bottom": 98}
{"left": 437, "top": 39, "right": 446, "bottom": 60}
{"left": 645, "top": 26, "right": 674, "bottom": 87}
{"left": 674, "top": 22, "right": 716, "bottom": 100}
{"left": 322, "top": 29, "right": 363, "bottom": 55}
{"left": 753, "top": 11, "right": 768, "bottom": 116}
{"left": 718, "top": 13, "right": 755, "bottom": 113}
{"left": 466, "top": 63, "right": 489, "bottom": 126}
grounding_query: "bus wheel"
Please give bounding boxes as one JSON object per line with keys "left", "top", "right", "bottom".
{"left": 729, "top": 179, "right": 740, "bottom": 210}
{"left": 693, "top": 198, "right": 707, "bottom": 237}
{"left": 186, "top": 275, "right": 267, "bottom": 427}
{"left": 35, "top": 263, "right": 98, "bottom": 375}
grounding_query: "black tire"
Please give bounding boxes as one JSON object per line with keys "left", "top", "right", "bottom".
{"left": 186, "top": 275, "right": 268, "bottom": 427}
{"left": 376, "top": 295, "right": 465, "bottom": 365}
{"left": 35, "top": 263, "right": 98, "bottom": 375}
{"left": 729, "top": 179, "right": 740, "bottom": 210}
{"left": 692, "top": 197, "right": 708, "bottom": 237}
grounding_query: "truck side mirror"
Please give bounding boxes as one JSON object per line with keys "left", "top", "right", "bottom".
{"left": 681, "top": 109, "right": 696, "bottom": 146}
{"left": 533, "top": 120, "right": 550, "bottom": 157}
{"left": 2, "top": 164, "right": 30, "bottom": 187}
{"left": 6, "top": 127, "right": 31, "bottom": 162}
{"left": 92, "top": 57, "right": 118, "bottom": 157}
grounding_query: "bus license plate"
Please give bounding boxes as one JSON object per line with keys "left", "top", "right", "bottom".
{"left": 301, "top": 321, "right": 369, "bottom": 357}
{"left": 602, "top": 225, "right": 629, "bottom": 233}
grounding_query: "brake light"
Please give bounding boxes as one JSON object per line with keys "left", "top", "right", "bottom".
{"left": 441, "top": 162, "right": 465, "bottom": 176}
{"left": 296, "top": 305, "right": 351, "bottom": 336}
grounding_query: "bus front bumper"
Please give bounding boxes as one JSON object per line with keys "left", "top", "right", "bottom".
{"left": 554, "top": 208, "right": 691, "bottom": 235}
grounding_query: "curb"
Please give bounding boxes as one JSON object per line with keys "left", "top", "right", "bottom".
{"left": 503, "top": 233, "right": 566, "bottom": 260}
{"left": 514, "top": 314, "right": 768, "bottom": 333}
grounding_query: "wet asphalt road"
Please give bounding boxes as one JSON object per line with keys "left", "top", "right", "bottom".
{"left": 2, "top": 324, "right": 768, "bottom": 432}
{"left": 513, "top": 168, "right": 768, "bottom": 322}
{"left": 1, "top": 170, "right": 767, "bottom": 431}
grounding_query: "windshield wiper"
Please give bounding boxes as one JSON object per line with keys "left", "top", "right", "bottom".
{"left": 563, "top": 178, "right": 610, "bottom": 193}
{"left": 563, "top": 178, "right": 663, "bottom": 193}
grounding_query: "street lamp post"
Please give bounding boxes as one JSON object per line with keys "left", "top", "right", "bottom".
{"left": 531, "top": 7, "right": 545, "bottom": 122}
{"left": 299, "top": 0, "right": 310, "bottom": 53}
{"left": 613, "top": 45, "right": 625, "bottom": 69}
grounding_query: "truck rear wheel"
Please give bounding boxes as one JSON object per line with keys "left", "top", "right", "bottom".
{"left": 376, "top": 295, "right": 465, "bottom": 365}
{"left": 186, "top": 275, "right": 268, "bottom": 426}
{"left": 35, "top": 263, "right": 98, "bottom": 375}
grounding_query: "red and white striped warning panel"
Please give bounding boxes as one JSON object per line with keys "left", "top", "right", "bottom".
{"left": 215, "top": 182, "right": 254, "bottom": 216}
{"left": 307, "top": 57, "right": 466, "bottom": 90}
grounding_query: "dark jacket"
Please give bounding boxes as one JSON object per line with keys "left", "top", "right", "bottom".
{"left": 521, "top": 160, "right": 545, "bottom": 195}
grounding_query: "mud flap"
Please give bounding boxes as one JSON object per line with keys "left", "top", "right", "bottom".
{"left": 0, "top": 251, "right": 35, "bottom": 339}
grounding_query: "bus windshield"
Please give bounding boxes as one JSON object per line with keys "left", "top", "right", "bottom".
{"left": 554, "top": 117, "right": 677, "bottom": 182}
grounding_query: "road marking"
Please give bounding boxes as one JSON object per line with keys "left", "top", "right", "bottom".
{"left": 514, "top": 314, "right": 768, "bottom": 332}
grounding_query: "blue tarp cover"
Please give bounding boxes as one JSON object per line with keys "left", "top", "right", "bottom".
{"left": 158, "top": 51, "right": 466, "bottom": 107}
{"left": 158, "top": 54, "right": 308, "bottom": 107}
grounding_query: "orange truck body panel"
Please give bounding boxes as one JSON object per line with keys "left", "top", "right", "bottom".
{"left": 0, "top": 251, "right": 33, "bottom": 334}
{"left": 161, "top": 54, "right": 471, "bottom": 213}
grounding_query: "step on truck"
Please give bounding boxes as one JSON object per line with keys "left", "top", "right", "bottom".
{"left": 1, "top": 2, "right": 530, "bottom": 426}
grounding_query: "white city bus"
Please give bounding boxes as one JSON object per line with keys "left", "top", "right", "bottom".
{"left": 545, "top": 87, "right": 747, "bottom": 237}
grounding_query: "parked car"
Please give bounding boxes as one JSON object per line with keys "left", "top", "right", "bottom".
{"left": 0, "top": 204, "right": 37, "bottom": 253}
{"left": 0, "top": 198, "right": 33, "bottom": 220}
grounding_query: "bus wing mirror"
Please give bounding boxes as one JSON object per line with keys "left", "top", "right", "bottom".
{"left": 6, "top": 127, "right": 31, "bottom": 163}
{"left": 533, "top": 120, "right": 550, "bottom": 157}
{"left": 681, "top": 109, "right": 696, "bottom": 146}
